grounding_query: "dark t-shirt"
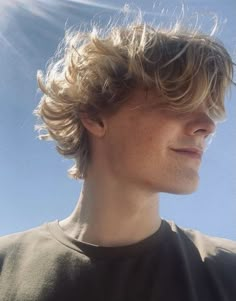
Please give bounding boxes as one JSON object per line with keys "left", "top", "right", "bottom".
{"left": 0, "top": 219, "right": 236, "bottom": 301}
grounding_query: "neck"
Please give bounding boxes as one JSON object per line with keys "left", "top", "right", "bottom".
{"left": 59, "top": 171, "right": 162, "bottom": 247}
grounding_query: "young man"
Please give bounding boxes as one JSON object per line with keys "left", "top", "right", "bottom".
{"left": 0, "top": 17, "right": 235, "bottom": 300}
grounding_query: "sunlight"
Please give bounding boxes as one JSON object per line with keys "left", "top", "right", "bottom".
{"left": 0, "top": 0, "right": 50, "bottom": 21}
{"left": 70, "top": 0, "right": 121, "bottom": 10}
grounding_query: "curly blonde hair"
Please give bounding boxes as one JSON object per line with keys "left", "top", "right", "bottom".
{"left": 33, "top": 13, "right": 235, "bottom": 180}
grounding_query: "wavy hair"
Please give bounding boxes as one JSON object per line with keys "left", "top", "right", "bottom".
{"left": 33, "top": 12, "right": 235, "bottom": 180}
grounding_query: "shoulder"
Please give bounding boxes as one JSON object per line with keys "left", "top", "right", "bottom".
{"left": 162, "top": 220, "right": 236, "bottom": 297}
{"left": 166, "top": 219, "right": 236, "bottom": 269}
{"left": 0, "top": 223, "right": 53, "bottom": 262}
{"left": 0, "top": 222, "right": 50, "bottom": 243}
{"left": 179, "top": 223, "right": 236, "bottom": 256}
{"left": 0, "top": 222, "right": 69, "bottom": 299}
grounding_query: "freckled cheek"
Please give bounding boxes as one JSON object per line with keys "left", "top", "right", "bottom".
{"left": 110, "top": 122, "right": 168, "bottom": 164}
{"left": 110, "top": 128, "right": 145, "bottom": 164}
{"left": 130, "top": 129, "right": 164, "bottom": 162}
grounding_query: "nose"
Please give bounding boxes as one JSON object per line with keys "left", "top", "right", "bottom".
{"left": 186, "top": 113, "right": 217, "bottom": 139}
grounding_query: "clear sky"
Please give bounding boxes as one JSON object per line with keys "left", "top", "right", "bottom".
{"left": 0, "top": 0, "right": 235, "bottom": 239}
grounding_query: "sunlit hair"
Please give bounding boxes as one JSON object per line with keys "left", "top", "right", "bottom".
{"left": 33, "top": 11, "right": 235, "bottom": 180}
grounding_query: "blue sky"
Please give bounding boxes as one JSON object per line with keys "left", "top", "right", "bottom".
{"left": 0, "top": 0, "right": 235, "bottom": 239}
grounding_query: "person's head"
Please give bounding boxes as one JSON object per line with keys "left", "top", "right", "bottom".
{"left": 34, "top": 14, "right": 234, "bottom": 194}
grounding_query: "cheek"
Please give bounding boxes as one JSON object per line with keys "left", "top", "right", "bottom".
{"left": 104, "top": 124, "right": 143, "bottom": 175}
{"left": 123, "top": 125, "right": 167, "bottom": 169}
{"left": 138, "top": 124, "right": 169, "bottom": 154}
{"left": 105, "top": 114, "right": 178, "bottom": 172}
{"left": 104, "top": 125, "right": 132, "bottom": 166}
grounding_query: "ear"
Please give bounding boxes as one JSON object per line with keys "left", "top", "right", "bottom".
{"left": 79, "top": 113, "right": 107, "bottom": 138}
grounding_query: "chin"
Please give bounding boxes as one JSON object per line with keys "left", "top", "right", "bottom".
{"left": 168, "top": 182, "right": 199, "bottom": 195}
{"left": 168, "top": 170, "right": 200, "bottom": 194}
{"left": 173, "top": 187, "right": 198, "bottom": 195}
{"left": 160, "top": 178, "right": 199, "bottom": 195}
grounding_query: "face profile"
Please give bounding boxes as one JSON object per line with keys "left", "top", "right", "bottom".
{"left": 84, "top": 88, "right": 216, "bottom": 196}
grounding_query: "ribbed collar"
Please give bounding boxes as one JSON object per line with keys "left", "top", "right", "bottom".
{"left": 47, "top": 219, "right": 168, "bottom": 259}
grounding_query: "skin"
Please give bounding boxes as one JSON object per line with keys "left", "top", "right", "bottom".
{"left": 59, "top": 88, "right": 216, "bottom": 247}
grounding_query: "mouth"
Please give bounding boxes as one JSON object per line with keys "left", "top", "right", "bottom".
{"left": 171, "top": 149, "right": 202, "bottom": 160}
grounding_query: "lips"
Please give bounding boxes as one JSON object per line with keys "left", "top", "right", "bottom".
{"left": 173, "top": 148, "right": 203, "bottom": 155}
{"left": 171, "top": 148, "right": 203, "bottom": 159}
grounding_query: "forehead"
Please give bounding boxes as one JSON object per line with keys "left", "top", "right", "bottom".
{"left": 125, "top": 88, "right": 161, "bottom": 110}
{"left": 120, "top": 84, "right": 219, "bottom": 117}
